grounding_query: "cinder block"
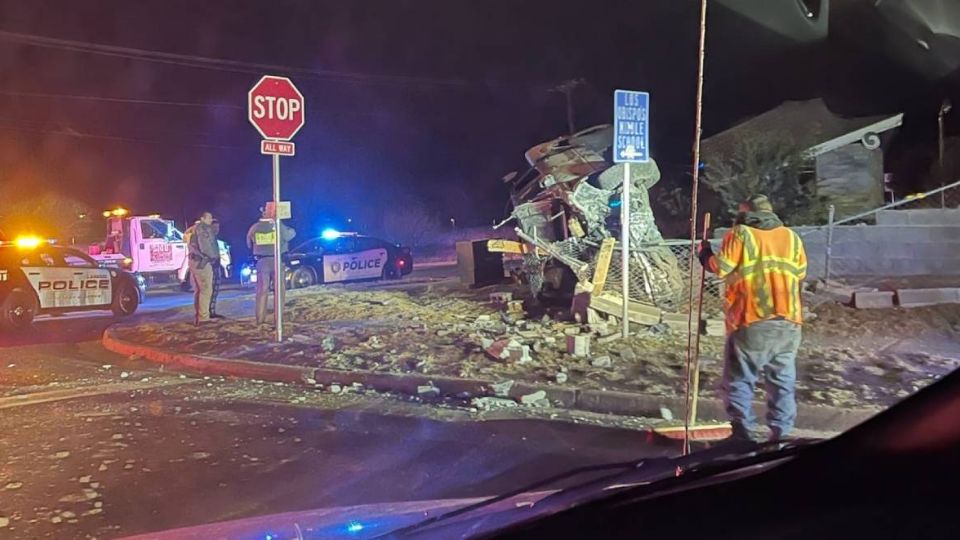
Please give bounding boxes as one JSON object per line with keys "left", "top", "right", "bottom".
{"left": 896, "top": 288, "right": 960, "bottom": 308}
{"left": 854, "top": 291, "right": 895, "bottom": 309}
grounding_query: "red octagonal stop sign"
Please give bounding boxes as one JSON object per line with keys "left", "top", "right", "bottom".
{"left": 248, "top": 75, "right": 305, "bottom": 141}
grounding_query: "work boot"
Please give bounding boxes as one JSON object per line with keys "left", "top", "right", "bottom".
{"left": 768, "top": 427, "right": 793, "bottom": 443}
{"left": 730, "top": 422, "right": 764, "bottom": 443}
{"left": 211, "top": 313, "right": 226, "bottom": 320}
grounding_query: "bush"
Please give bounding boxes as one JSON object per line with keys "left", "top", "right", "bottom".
{"left": 704, "top": 132, "right": 827, "bottom": 226}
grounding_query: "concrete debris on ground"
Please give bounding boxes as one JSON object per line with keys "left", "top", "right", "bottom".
{"left": 417, "top": 383, "right": 441, "bottom": 399}
{"left": 112, "top": 280, "right": 960, "bottom": 410}
{"left": 591, "top": 355, "right": 612, "bottom": 368}
{"left": 490, "top": 380, "right": 515, "bottom": 397}
{"left": 520, "top": 390, "right": 550, "bottom": 407}
{"left": 854, "top": 291, "right": 895, "bottom": 309}
{"left": 566, "top": 335, "right": 590, "bottom": 357}
{"left": 471, "top": 396, "right": 518, "bottom": 411}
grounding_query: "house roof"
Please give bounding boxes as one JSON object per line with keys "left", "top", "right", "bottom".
{"left": 701, "top": 98, "right": 903, "bottom": 160}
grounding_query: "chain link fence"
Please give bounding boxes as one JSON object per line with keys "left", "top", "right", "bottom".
{"left": 536, "top": 237, "right": 723, "bottom": 320}
{"left": 800, "top": 178, "right": 960, "bottom": 282}
{"left": 598, "top": 241, "right": 724, "bottom": 318}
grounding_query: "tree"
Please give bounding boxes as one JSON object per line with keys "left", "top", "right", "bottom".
{"left": 704, "top": 131, "right": 826, "bottom": 226}
{"left": 0, "top": 185, "right": 92, "bottom": 241}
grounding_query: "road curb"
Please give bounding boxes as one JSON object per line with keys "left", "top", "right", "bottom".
{"left": 102, "top": 328, "right": 879, "bottom": 432}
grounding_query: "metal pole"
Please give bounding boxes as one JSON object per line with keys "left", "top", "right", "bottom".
{"left": 825, "top": 204, "right": 835, "bottom": 282}
{"left": 683, "top": 0, "right": 709, "bottom": 458}
{"left": 621, "top": 162, "right": 631, "bottom": 338}
{"left": 272, "top": 152, "right": 283, "bottom": 343}
{"left": 940, "top": 108, "right": 947, "bottom": 209}
{"left": 688, "top": 212, "right": 711, "bottom": 430}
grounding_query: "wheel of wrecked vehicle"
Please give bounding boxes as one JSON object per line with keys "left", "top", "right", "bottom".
{"left": 382, "top": 263, "right": 399, "bottom": 280}
{"left": 112, "top": 280, "right": 140, "bottom": 317}
{"left": 291, "top": 267, "right": 316, "bottom": 289}
{"left": 536, "top": 264, "right": 578, "bottom": 305}
{"left": 0, "top": 288, "right": 38, "bottom": 331}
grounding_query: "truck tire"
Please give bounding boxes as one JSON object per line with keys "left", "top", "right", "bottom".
{"left": 112, "top": 280, "right": 140, "bottom": 317}
{"left": 1, "top": 288, "right": 38, "bottom": 331}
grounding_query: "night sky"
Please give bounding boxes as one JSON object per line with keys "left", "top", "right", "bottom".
{"left": 0, "top": 0, "right": 957, "bottom": 249}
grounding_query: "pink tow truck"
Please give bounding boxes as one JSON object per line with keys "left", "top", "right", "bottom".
{"left": 87, "top": 209, "right": 230, "bottom": 285}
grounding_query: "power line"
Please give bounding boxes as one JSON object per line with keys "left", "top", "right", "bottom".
{"left": 0, "top": 90, "right": 243, "bottom": 109}
{"left": 0, "top": 29, "right": 476, "bottom": 90}
{"left": 0, "top": 121, "right": 247, "bottom": 151}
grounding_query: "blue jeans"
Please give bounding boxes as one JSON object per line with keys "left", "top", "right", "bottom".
{"left": 723, "top": 319, "right": 801, "bottom": 439}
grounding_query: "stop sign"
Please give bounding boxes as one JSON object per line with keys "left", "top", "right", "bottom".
{"left": 248, "top": 75, "right": 305, "bottom": 141}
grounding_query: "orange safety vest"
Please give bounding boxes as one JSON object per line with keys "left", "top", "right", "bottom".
{"left": 708, "top": 224, "right": 807, "bottom": 334}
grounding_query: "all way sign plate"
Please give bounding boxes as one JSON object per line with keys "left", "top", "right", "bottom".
{"left": 613, "top": 90, "right": 650, "bottom": 163}
{"left": 261, "top": 140, "right": 296, "bottom": 156}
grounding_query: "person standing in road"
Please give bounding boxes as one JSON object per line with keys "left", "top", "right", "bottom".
{"left": 189, "top": 211, "right": 220, "bottom": 325}
{"left": 698, "top": 195, "right": 807, "bottom": 443}
{"left": 246, "top": 206, "right": 296, "bottom": 327}
{"left": 208, "top": 218, "right": 224, "bottom": 319}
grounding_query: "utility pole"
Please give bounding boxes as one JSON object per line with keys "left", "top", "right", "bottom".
{"left": 550, "top": 79, "right": 585, "bottom": 135}
{"left": 939, "top": 98, "right": 952, "bottom": 208}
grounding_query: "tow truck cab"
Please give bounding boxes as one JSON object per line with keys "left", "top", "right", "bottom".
{"left": 88, "top": 211, "right": 187, "bottom": 275}
{"left": 87, "top": 210, "right": 230, "bottom": 283}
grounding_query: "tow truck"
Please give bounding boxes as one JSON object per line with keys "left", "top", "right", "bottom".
{"left": 86, "top": 208, "right": 230, "bottom": 285}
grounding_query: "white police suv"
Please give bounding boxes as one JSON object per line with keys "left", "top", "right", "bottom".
{"left": 0, "top": 237, "right": 145, "bottom": 330}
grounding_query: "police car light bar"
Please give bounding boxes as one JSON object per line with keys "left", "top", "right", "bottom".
{"left": 1, "top": 236, "right": 54, "bottom": 249}
{"left": 321, "top": 229, "right": 341, "bottom": 240}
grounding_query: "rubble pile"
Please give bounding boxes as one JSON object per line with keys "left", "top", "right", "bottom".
{"left": 500, "top": 125, "right": 686, "bottom": 311}
{"left": 114, "top": 278, "right": 960, "bottom": 410}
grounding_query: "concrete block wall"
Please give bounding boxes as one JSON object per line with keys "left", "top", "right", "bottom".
{"left": 876, "top": 209, "right": 960, "bottom": 226}
{"left": 715, "top": 224, "right": 960, "bottom": 280}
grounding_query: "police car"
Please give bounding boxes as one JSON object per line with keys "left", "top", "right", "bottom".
{"left": 0, "top": 237, "right": 145, "bottom": 330}
{"left": 240, "top": 230, "right": 414, "bottom": 288}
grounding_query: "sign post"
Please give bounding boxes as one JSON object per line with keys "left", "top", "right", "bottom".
{"left": 613, "top": 89, "right": 650, "bottom": 339}
{"left": 248, "top": 75, "right": 305, "bottom": 343}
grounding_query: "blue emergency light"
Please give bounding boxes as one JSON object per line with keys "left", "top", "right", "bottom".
{"left": 321, "top": 228, "right": 341, "bottom": 240}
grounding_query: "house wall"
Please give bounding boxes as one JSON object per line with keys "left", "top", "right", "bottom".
{"left": 715, "top": 224, "right": 960, "bottom": 280}
{"left": 815, "top": 143, "right": 884, "bottom": 219}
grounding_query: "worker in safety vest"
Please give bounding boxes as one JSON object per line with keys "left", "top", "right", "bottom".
{"left": 246, "top": 206, "right": 296, "bottom": 326}
{"left": 698, "top": 195, "right": 807, "bottom": 442}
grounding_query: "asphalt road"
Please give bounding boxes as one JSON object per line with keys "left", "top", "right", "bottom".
{"left": 0, "top": 263, "right": 677, "bottom": 539}
{"left": 0, "top": 263, "right": 461, "bottom": 348}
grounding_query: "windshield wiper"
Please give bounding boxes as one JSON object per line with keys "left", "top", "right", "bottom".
{"left": 376, "top": 438, "right": 817, "bottom": 539}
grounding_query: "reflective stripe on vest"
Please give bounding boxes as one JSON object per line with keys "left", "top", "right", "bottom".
{"left": 254, "top": 231, "right": 276, "bottom": 246}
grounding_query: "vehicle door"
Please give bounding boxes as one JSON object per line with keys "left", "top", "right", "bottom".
{"left": 135, "top": 218, "right": 185, "bottom": 273}
{"left": 321, "top": 236, "right": 388, "bottom": 283}
{"left": 20, "top": 247, "right": 112, "bottom": 308}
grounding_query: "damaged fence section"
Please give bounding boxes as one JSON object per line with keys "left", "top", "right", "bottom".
{"left": 493, "top": 124, "right": 724, "bottom": 334}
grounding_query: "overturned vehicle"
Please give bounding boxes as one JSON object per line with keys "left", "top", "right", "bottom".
{"left": 499, "top": 125, "right": 687, "bottom": 315}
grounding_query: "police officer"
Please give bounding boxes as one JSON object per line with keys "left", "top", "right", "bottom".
{"left": 208, "top": 218, "right": 224, "bottom": 319}
{"left": 189, "top": 211, "right": 220, "bottom": 325}
{"left": 246, "top": 206, "right": 295, "bottom": 326}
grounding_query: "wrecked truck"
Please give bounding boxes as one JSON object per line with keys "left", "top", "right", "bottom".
{"left": 495, "top": 125, "right": 687, "bottom": 315}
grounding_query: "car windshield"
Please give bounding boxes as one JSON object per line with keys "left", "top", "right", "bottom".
{"left": 2, "top": 1, "right": 960, "bottom": 539}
